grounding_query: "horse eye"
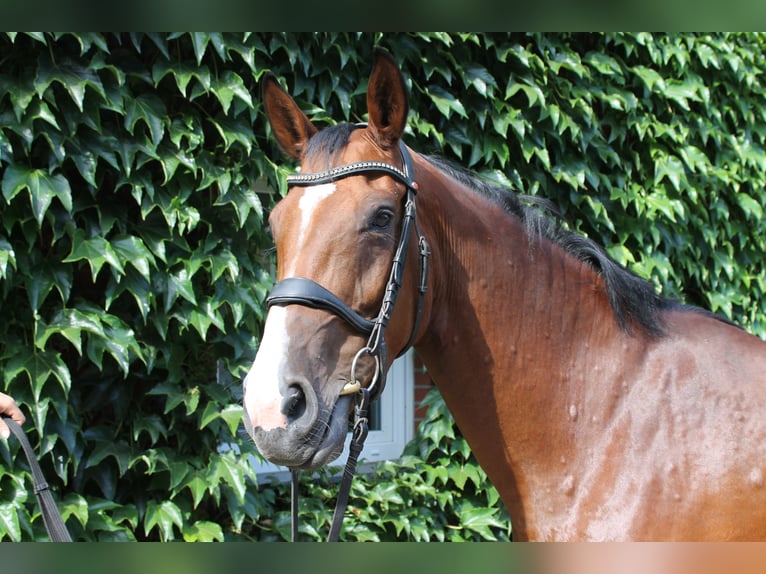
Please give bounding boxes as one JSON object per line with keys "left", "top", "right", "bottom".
{"left": 369, "top": 208, "right": 394, "bottom": 229}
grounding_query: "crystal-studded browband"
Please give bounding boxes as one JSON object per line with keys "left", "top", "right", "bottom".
{"left": 285, "top": 125, "right": 417, "bottom": 192}
{"left": 286, "top": 160, "right": 411, "bottom": 188}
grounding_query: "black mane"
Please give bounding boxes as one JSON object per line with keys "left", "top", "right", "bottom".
{"left": 423, "top": 155, "right": 672, "bottom": 338}
{"left": 301, "top": 123, "right": 675, "bottom": 338}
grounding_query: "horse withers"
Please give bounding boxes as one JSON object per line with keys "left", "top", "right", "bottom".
{"left": 244, "top": 48, "right": 766, "bottom": 540}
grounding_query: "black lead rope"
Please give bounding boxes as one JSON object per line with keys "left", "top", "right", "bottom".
{"left": 2, "top": 417, "right": 72, "bottom": 542}
{"left": 327, "top": 387, "right": 370, "bottom": 542}
{"left": 290, "top": 388, "right": 371, "bottom": 542}
{"left": 290, "top": 469, "right": 300, "bottom": 542}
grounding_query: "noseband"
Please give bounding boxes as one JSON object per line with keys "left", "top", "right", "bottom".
{"left": 265, "top": 132, "right": 430, "bottom": 541}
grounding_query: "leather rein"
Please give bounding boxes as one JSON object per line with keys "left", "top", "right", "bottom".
{"left": 2, "top": 416, "right": 72, "bottom": 541}
{"left": 266, "top": 136, "right": 430, "bottom": 541}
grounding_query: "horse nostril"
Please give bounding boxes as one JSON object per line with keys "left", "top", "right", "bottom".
{"left": 281, "top": 384, "right": 307, "bottom": 422}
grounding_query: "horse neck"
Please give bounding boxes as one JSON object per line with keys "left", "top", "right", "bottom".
{"left": 415, "top": 162, "right": 622, "bottom": 371}
{"left": 412, "top": 160, "right": 631, "bottom": 532}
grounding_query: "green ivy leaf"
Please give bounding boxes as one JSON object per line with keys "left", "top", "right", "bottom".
{"left": 4, "top": 349, "right": 71, "bottom": 399}
{"left": 110, "top": 235, "right": 156, "bottom": 282}
{"left": 188, "top": 298, "right": 225, "bottom": 339}
{"left": 207, "top": 116, "right": 255, "bottom": 154}
{"left": 152, "top": 61, "right": 212, "bottom": 96}
{"left": 125, "top": 94, "right": 167, "bottom": 147}
{"left": 86, "top": 440, "right": 132, "bottom": 475}
{"left": 34, "top": 56, "right": 106, "bottom": 112}
{"left": 219, "top": 404, "right": 244, "bottom": 437}
{"left": 35, "top": 307, "right": 102, "bottom": 355}
{"left": 737, "top": 192, "right": 764, "bottom": 221}
{"left": 463, "top": 64, "right": 496, "bottom": 97}
{"left": 212, "top": 453, "right": 246, "bottom": 503}
{"left": 105, "top": 268, "right": 152, "bottom": 320}
{"left": 653, "top": 154, "right": 686, "bottom": 193}
{"left": 585, "top": 52, "right": 622, "bottom": 75}
{"left": 632, "top": 64, "right": 665, "bottom": 91}
{"left": 459, "top": 506, "right": 505, "bottom": 540}
{"left": 215, "top": 185, "right": 263, "bottom": 227}
{"left": 63, "top": 230, "right": 125, "bottom": 281}
{"left": 60, "top": 492, "right": 89, "bottom": 528}
{"left": 101, "top": 315, "right": 143, "bottom": 375}
{"left": 144, "top": 500, "right": 183, "bottom": 541}
{"left": 132, "top": 414, "right": 167, "bottom": 444}
{"left": 506, "top": 81, "right": 546, "bottom": 110}
{"left": 426, "top": 85, "right": 468, "bottom": 119}
{"left": 70, "top": 149, "right": 99, "bottom": 188}
{"left": 210, "top": 71, "right": 253, "bottom": 114}
{"left": 157, "top": 146, "right": 197, "bottom": 184}
{"left": 1, "top": 165, "right": 72, "bottom": 224}
{"left": 165, "top": 266, "right": 197, "bottom": 312}
{"left": 182, "top": 520, "right": 224, "bottom": 542}
{"left": 0, "top": 503, "right": 22, "bottom": 541}
{"left": 190, "top": 32, "right": 211, "bottom": 66}
{"left": 179, "top": 472, "right": 210, "bottom": 509}
{"left": 0, "top": 237, "right": 16, "bottom": 279}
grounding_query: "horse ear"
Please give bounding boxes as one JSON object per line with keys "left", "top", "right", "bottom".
{"left": 262, "top": 72, "right": 318, "bottom": 160}
{"left": 366, "top": 48, "right": 409, "bottom": 150}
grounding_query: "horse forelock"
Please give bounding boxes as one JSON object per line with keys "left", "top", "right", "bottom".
{"left": 302, "top": 123, "right": 356, "bottom": 170}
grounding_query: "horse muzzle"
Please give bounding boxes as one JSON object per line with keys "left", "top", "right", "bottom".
{"left": 245, "top": 388, "right": 353, "bottom": 470}
{"left": 242, "top": 304, "right": 380, "bottom": 469}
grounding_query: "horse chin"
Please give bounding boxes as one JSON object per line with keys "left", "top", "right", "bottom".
{"left": 251, "top": 394, "right": 352, "bottom": 471}
{"left": 296, "top": 394, "right": 352, "bottom": 470}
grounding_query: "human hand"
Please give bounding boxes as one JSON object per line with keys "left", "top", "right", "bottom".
{"left": 0, "top": 392, "right": 26, "bottom": 439}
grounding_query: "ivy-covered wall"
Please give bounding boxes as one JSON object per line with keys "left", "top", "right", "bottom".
{"left": 0, "top": 32, "right": 764, "bottom": 541}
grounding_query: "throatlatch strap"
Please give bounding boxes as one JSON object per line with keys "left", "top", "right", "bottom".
{"left": 2, "top": 417, "right": 72, "bottom": 542}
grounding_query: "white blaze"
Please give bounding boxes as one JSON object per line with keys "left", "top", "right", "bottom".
{"left": 244, "top": 306, "right": 290, "bottom": 431}
{"left": 245, "top": 183, "right": 337, "bottom": 430}
{"left": 285, "top": 183, "right": 337, "bottom": 275}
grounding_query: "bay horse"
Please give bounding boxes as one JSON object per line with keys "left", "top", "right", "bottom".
{"left": 244, "top": 48, "right": 766, "bottom": 541}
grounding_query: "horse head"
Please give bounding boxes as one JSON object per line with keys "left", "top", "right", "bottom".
{"left": 244, "top": 49, "right": 429, "bottom": 470}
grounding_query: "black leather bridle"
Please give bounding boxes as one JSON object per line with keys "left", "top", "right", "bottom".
{"left": 265, "top": 133, "right": 430, "bottom": 541}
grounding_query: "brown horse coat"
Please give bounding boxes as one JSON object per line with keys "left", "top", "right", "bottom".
{"left": 245, "top": 48, "right": 766, "bottom": 540}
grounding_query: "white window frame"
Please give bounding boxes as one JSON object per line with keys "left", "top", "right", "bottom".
{"left": 251, "top": 350, "right": 414, "bottom": 482}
